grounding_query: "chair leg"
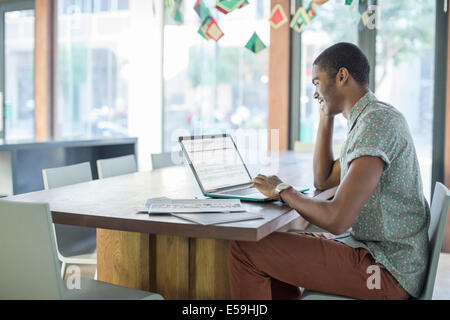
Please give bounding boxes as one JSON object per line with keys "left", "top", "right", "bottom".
{"left": 94, "top": 269, "right": 98, "bottom": 280}
{"left": 61, "top": 261, "right": 67, "bottom": 279}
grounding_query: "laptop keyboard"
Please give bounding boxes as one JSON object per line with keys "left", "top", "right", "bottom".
{"left": 221, "top": 188, "right": 260, "bottom": 196}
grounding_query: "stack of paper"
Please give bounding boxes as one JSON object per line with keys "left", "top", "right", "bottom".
{"left": 142, "top": 197, "right": 264, "bottom": 225}
{"left": 148, "top": 198, "right": 244, "bottom": 214}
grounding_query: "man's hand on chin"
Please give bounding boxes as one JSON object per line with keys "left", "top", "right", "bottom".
{"left": 251, "top": 174, "right": 283, "bottom": 200}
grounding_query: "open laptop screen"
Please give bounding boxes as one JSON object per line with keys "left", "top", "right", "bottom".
{"left": 180, "top": 135, "right": 252, "bottom": 192}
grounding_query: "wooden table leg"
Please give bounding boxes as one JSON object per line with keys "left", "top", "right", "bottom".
{"left": 97, "top": 230, "right": 231, "bottom": 300}
{"left": 154, "top": 234, "right": 190, "bottom": 299}
{"left": 189, "top": 238, "right": 231, "bottom": 300}
{"left": 97, "top": 229, "right": 150, "bottom": 291}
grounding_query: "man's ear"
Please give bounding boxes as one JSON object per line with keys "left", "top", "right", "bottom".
{"left": 336, "top": 67, "right": 350, "bottom": 86}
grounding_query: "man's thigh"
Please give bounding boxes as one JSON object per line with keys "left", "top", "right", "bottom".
{"left": 233, "top": 231, "right": 408, "bottom": 300}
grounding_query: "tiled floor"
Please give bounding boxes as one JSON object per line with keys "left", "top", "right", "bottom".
{"left": 68, "top": 253, "right": 450, "bottom": 300}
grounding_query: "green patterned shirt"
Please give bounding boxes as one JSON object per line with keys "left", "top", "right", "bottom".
{"left": 335, "top": 91, "right": 430, "bottom": 298}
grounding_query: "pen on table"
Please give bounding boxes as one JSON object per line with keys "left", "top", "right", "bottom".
{"left": 298, "top": 188, "right": 310, "bottom": 193}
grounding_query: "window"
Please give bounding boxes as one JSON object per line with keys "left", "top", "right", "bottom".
{"left": 298, "top": 0, "right": 358, "bottom": 148}
{"left": 2, "top": 8, "right": 35, "bottom": 141}
{"left": 56, "top": 0, "right": 161, "bottom": 171}
{"left": 56, "top": 0, "right": 132, "bottom": 138}
{"left": 375, "top": 0, "right": 435, "bottom": 199}
{"left": 163, "top": 0, "right": 271, "bottom": 153}
{"left": 293, "top": 0, "right": 436, "bottom": 199}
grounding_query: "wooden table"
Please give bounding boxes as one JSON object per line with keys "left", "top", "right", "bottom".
{"left": 6, "top": 151, "right": 320, "bottom": 299}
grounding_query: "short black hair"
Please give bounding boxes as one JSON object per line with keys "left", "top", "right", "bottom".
{"left": 313, "top": 42, "right": 370, "bottom": 86}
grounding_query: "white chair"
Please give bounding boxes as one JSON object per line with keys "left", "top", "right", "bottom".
{"left": 151, "top": 151, "right": 183, "bottom": 170}
{"left": 0, "top": 200, "right": 163, "bottom": 300}
{"left": 302, "top": 182, "right": 450, "bottom": 300}
{"left": 96, "top": 154, "right": 137, "bottom": 179}
{"left": 42, "top": 162, "right": 97, "bottom": 279}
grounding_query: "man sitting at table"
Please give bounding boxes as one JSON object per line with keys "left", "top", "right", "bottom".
{"left": 228, "top": 42, "right": 430, "bottom": 300}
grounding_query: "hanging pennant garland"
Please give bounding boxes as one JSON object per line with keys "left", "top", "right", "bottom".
{"left": 245, "top": 32, "right": 267, "bottom": 54}
{"left": 312, "top": 0, "right": 328, "bottom": 5}
{"left": 306, "top": 2, "right": 317, "bottom": 20}
{"left": 289, "top": 0, "right": 367, "bottom": 33}
{"left": 164, "top": 0, "right": 175, "bottom": 11}
{"left": 198, "top": 16, "right": 224, "bottom": 41}
{"left": 269, "top": 4, "right": 288, "bottom": 29}
{"left": 164, "top": 0, "right": 183, "bottom": 25}
{"left": 290, "top": 6, "right": 312, "bottom": 33}
{"left": 195, "top": 0, "right": 225, "bottom": 41}
{"left": 238, "top": 0, "right": 250, "bottom": 9}
{"left": 216, "top": 0, "right": 246, "bottom": 15}
{"left": 194, "top": 0, "right": 212, "bottom": 21}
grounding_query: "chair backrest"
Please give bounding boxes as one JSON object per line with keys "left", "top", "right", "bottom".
{"left": 97, "top": 154, "right": 137, "bottom": 179}
{"left": 42, "top": 162, "right": 93, "bottom": 189}
{"left": 151, "top": 151, "right": 183, "bottom": 170}
{"left": 418, "top": 182, "right": 450, "bottom": 300}
{"left": 0, "top": 201, "right": 63, "bottom": 299}
{"left": 42, "top": 162, "right": 96, "bottom": 258}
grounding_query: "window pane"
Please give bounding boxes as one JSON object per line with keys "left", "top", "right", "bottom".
{"left": 299, "top": 1, "right": 358, "bottom": 147}
{"left": 163, "top": 0, "right": 270, "bottom": 152}
{"left": 375, "top": 0, "right": 435, "bottom": 199}
{"left": 4, "top": 10, "right": 35, "bottom": 141}
{"left": 56, "top": 0, "right": 131, "bottom": 138}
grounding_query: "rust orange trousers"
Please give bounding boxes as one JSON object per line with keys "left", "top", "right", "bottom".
{"left": 228, "top": 231, "right": 410, "bottom": 300}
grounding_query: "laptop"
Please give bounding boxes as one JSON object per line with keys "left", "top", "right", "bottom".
{"left": 179, "top": 134, "right": 272, "bottom": 202}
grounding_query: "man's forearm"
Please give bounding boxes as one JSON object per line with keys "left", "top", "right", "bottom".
{"left": 313, "top": 115, "right": 336, "bottom": 189}
{"left": 280, "top": 188, "right": 341, "bottom": 235}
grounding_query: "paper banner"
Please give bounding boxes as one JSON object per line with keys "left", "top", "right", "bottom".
{"left": 290, "top": 6, "right": 311, "bottom": 33}
{"left": 167, "top": 0, "right": 183, "bottom": 25}
{"left": 312, "top": 0, "right": 328, "bottom": 5}
{"left": 198, "top": 17, "right": 224, "bottom": 41}
{"left": 345, "top": 0, "right": 359, "bottom": 11}
{"left": 306, "top": 2, "right": 317, "bottom": 20}
{"left": 216, "top": 0, "right": 245, "bottom": 14}
{"left": 239, "top": 0, "right": 249, "bottom": 9}
{"left": 194, "top": 0, "right": 211, "bottom": 21}
{"left": 172, "top": 6, "right": 183, "bottom": 24}
{"left": 245, "top": 32, "right": 267, "bottom": 54}
{"left": 269, "top": 4, "right": 288, "bottom": 29}
{"left": 164, "top": 0, "right": 175, "bottom": 11}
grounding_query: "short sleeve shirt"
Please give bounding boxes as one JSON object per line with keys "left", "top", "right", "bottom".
{"left": 335, "top": 91, "right": 430, "bottom": 298}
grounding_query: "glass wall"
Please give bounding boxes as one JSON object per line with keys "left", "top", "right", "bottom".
{"left": 295, "top": 0, "right": 436, "bottom": 199}
{"left": 4, "top": 9, "right": 35, "bottom": 141}
{"left": 163, "top": 0, "right": 271, "bottom": 153}
{"left": 56, "top": 0, "right": 131, "bottom": 139}
{"left": 375, "top": 0, "right": 435, "bottom": 199}
{"left": 56, "top": 0, "right": 162, "bottom": 170}
{"left": 299, "top": 0, "right": 358, "bottom": 149}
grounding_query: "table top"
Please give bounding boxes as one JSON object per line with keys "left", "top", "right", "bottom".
{"left": 5, "top": 151, "right": 318, "bottom": 241}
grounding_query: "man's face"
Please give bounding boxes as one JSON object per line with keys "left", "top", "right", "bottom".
{"left": 311, "top": 64, "right": 342, "bottom": 116}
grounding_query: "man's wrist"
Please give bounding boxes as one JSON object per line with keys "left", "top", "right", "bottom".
{"left": 279, "top": 187, "right": 294, "bottom": 203}
{"left": 275, "top": 183, "right": 293, "bottom": 203}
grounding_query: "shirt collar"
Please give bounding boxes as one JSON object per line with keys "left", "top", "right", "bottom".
{"left": 347, "top": 91, "right": 377, "bottom": 132}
